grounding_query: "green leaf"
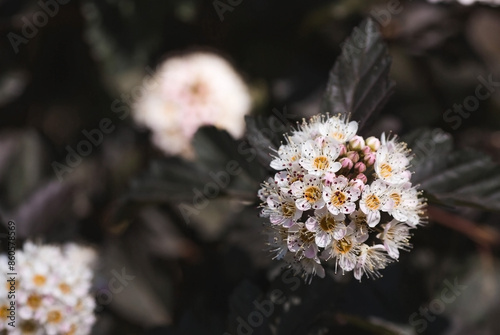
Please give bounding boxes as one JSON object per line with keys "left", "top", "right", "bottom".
{"left": 320, "top": 18, "right": 395, "bottom": 131}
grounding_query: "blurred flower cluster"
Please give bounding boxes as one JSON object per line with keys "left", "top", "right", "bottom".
{"left": 258, "top": 115, "right": 427, "bottom": 281}
{"left": 0, "top": 242, "right": 96, "bottom": 335}
{"left": 133, "top": 52, "right": 251, "bottom": 158}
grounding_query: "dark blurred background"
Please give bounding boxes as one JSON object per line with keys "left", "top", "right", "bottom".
{"left": 1, "top": 0, "right": 500, "bottom": 334}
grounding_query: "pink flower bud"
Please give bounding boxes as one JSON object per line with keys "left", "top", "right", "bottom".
{"left": 363, "top": 152, "right": 376, "bottom": 166}
{"left": 362, "top": 146, "right": 372, "bottom": 155}
{"left": 366, "top": 136, "right": 381, "bottom": 151}
{"left": 356, "top": 173, "right": 367, "bottom": 184}
{"left": 340, "top": 157, "right": 354, "bottom": 170}
{"left": 346, "top": 151, "right": 359, "bottom": 163}
{"left": 354, "top": 162, "right": 366, "bottom": 172}
{"left": 349, "top": 135, "right": 365, "bottom": 151}
{"left": 339, "top": 144, "right": 347, "bottom": 156}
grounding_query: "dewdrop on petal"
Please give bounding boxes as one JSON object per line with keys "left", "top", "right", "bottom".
{"left": 0, "top": 242, "right": 97, "bottom": 335}
{"left": 257, "top": 114, "right": 426, "bottom": 282}
{"left": 133, "top": 52, "right": 252, "bottom": 158}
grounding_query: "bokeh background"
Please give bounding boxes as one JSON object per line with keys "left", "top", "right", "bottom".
{"left": 1, "top": 0, "right": 500, "bottom": 334}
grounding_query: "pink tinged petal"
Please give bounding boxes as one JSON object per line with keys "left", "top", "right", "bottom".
{"left": 296, "top": 198, "right": 311, "bottom": 211}
{"left": 356, "top": 232, "right": 369, "bottom": 243}
{"left": 323, "top": 172, "right": 336, "bottom": 185}
{"left": 305, "top": 217, "right": 318, "bottom": 231}
{"left": 315, "top": 264, "right": 326, "bottom": 278}
{"left": 313, "top": 198, "right": 326, "bottom": 209}
{"left": 304, "top": 244, "right": 317, "bottom": 259}
{"left": 340, "top": 255, "right": 356, "bottom": 271}
{"left": 282, "top": 218, "right": 295, "bottom": 228}
{"left": 327, "top": 204, "right": 341, "bottom": 215}
{"left": 385, "top": 241, "right": 400, "bottom": 259}
{"left": 366, "top": 211, "right": 381, "bottom": 227}
{"left": 333, "top": 226, "right": 347, "bottom": 240}
{"left": 315, "top": 231, "right": 331, "bottom": 248}
{"left": 341, "top": 202, "right": 356, "bottom": 214}
{"left": 290, "top": 181, "right": 304, "bottom": 196}
{"left": 354, "top": 265, "right": 363, "bottom": 281}
{"left": 293, "top": 209, "right": 303, "bottom": 221}
{"left": 347, "top": 186, "right": 361, "bottom": 199}
{"left": 270, "top": 215, "right": 284, "bottom": 225}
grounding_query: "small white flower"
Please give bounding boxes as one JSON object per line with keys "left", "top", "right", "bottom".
{"left": 319, "top": 115, "right": 358, "bottom": 143}
{"left": 299, "top": 138, "right": 342, "bottom": 176}
{"left": 354, "top": 244, "right": 392, "bottom": 281}
{"left": 290, "top": 256, "right": 326, "bottom": 283}
{"left": 323, "top": 175, "right": 361, "bottom": 215}
{"left": 322, "top": 222, "right": 361, "bottom": 272}
{"left": 270, "top": 143, "right": 301, "bottom": 171}
{"left": 265, "top": 226, "right": 290, "bottom": 260}
{"left": 262, "top": 193, "right": 303, "bottom": 228}
{"left": 377, "top": 219, "right": 413, "bottom": 259}
{"left": 375, "top": 133, "right": 412, "bottom": 185}
{"left": 305, "top": 207, "right": 346, "bottom": 247}
{"left": 291, "top": 174, "right": 326, "bottom": 210}
{"left": 348, "top": 210, "right": 370, "bottom": 243}
{"left": 359, "top": 180, "right": 389, "bottom": 227}
{"left": 288, "top": 223, "right": 319, "bottom": 259}
{"left": 382, "top": 183, "right": 426, "bottom": 227}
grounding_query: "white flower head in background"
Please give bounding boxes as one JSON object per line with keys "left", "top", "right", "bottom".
{"left": 258, "top": 114, "right": 427, "bottom": 282}
{"left": 133, "top": 52, "right": 252, "bottom": 158}
{"left": 0, "top": 242, "right": 97, "bottom": 335}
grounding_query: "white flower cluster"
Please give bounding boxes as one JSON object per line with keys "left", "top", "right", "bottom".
{"left": 133, "top": 52, "right": 252, "bottom": 158}
{"left": 0, "top": 242, "right": 96, "bottom": 335}
{"left": 258, "top": 115, "right": 426, "bottom": 281}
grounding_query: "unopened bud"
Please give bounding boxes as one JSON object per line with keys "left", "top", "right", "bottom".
{"left": 356, "top": 173, "right": 367, "bottom": 184}
{"left": 349, "top": 135, "right": 365, "bottom": 151}
{"left": 366, "top": 136, "right": 381, "bottom": 151}
{"left": 339, "top": 144, "right": 347, "bottom": 156}
{"left": 340, "top": 157, "right": 354, "bottom": 170}
{"left": 363, "top": 152, "right": 376, "bottom": 166}
{"left": 354, "top": 162, "right": 366, "bottom": 172}
{"left": 346, "top": 151, "right": 359, "bottom": 163}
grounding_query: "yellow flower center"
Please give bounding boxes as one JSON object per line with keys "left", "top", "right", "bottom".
{"left": 47, "top": 310, "right": 63, "bottom": 324}
{"left": 365, "top": 194, "right": 381, "bottom": 210}
{"left": 390, "top": 192, "right": 401, "bottom": 207}
{"left": 330, "top": 191, "right": 347, "bottom": 207}
{"left": 59, "top": 283, "right": 71, "bottom": 294}
{"left": 331, "top": 132, "right": 345, "bottom": 141}
{"left": 33, "top": 275, "right": 46, "bottom": 287}
{"left": 0, "top": 305, "right": 8, "bottom": 319}
{"left": 304, "top": 186, "right": 321, "bottom": 203}
{"left": 27, "top": 294, "right": 42, "bottom": 309}
{"left": 313, "top": 156, "right": 329, "bottom": 170}
{"left": 319, "top": 215, "right": 337, "bottom": 232}
{"left": 300, "top": 228, "right": 315, "bottom": 244}
{"left": 379, "top": 163, "right": 393, "bottom": 178}
{"left": 20, "top": 320, "right": 37, "bottom": 332}
{"left": 281, "top": 202, "right": 296, "bottom": 217}
{"left": 334, "top": 238, "right": 352, "bottom": 254}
